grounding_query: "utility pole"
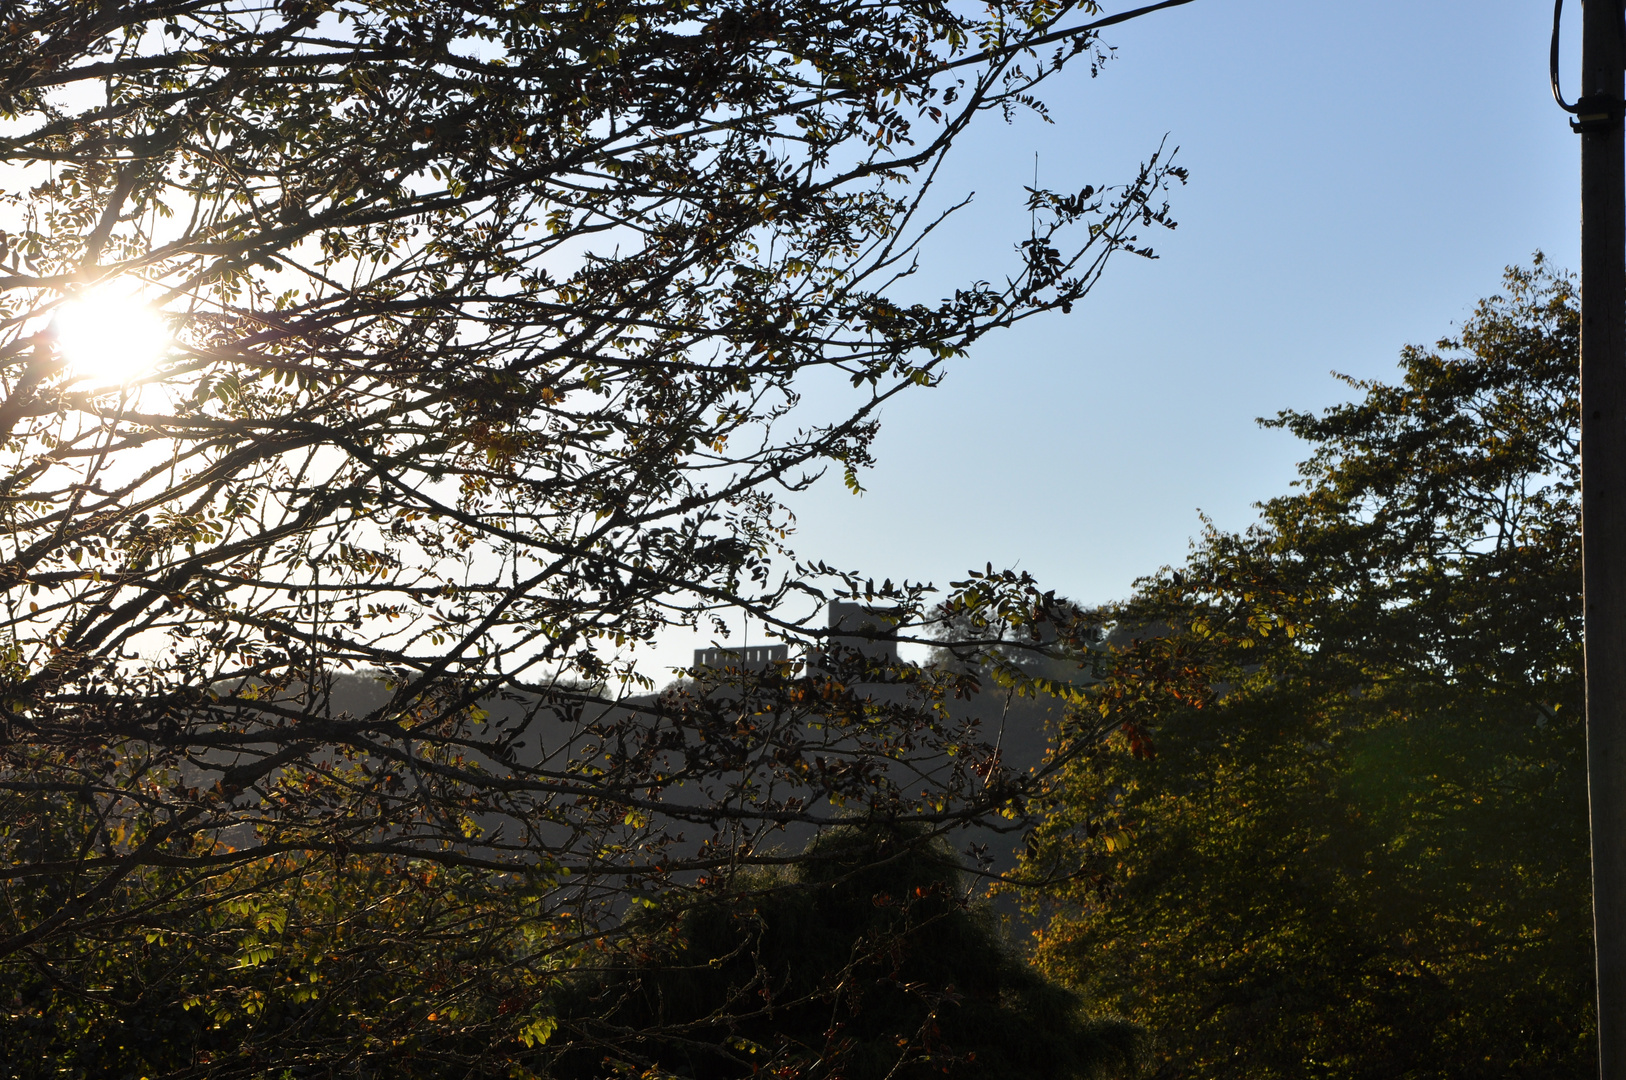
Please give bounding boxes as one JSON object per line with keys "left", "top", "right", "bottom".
{"left": 1561, "top": 0, "right": 1626, "bottom": 1072}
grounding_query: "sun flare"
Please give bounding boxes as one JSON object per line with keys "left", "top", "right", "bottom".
{"left": 55, "top": 287, "right": 172, "bottom": 385}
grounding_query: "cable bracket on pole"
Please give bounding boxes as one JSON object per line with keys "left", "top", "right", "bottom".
{"left": 1573, "top": 94, "right": 1621, "bottom": 133}
{"left": 1554, "top": 0, "right": 1626, "bottom": 132}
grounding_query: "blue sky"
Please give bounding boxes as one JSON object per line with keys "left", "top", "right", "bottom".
{"left": 644, "top": 0, "right": 1579, "bottom": 676}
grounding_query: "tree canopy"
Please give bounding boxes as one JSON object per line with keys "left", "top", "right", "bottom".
{"left": 550, "top": 824, "right": 1143, "bottom": 1080}
{"left": 1024, "top": 260, "right": 1594, "bottom": 1079}
{"left": 0, "top": 0, "right": 1182, "bottom": 1074}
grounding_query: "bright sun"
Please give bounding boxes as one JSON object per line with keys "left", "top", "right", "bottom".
{"left": 55, "top": 287, "right": 172, "bottom": 385}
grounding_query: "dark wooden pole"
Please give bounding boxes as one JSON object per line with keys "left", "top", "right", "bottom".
{"left": 1581, "top": 0, "right": 1626, "bottom": 1073}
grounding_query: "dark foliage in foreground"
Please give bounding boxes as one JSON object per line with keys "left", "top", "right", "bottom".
{"left": 553, "top": 824, "right": 1142, "bottom": 1080}
{"left": 4, "top": 824, "right": 1142, "bottom": 1080}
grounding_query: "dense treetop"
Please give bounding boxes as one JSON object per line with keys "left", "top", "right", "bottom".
{"left": 1025, "top": 261, "right": 1592, "bottom": 1078}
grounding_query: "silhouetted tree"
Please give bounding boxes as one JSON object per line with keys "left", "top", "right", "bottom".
{"left": 0, "top": 0, "right": 1183, "bottom": 1074}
